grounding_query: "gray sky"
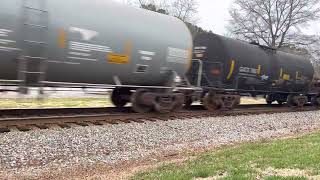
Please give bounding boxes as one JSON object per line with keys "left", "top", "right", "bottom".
{"left": 116, "top": 0, "right": 320, "bottom": 36}
{"left": 195, "top": 0, "right": 319, "bottom": 36}
{"left": 197, "top": 0, "right": 233, "bottom": 35}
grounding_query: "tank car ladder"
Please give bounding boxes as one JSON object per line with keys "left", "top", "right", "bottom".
{"left": 18, "top": 0, "right": 49, "bottom": 94}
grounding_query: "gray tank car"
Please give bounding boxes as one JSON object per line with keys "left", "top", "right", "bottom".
{"left": 0, "top": 0, "right": 193, "bottom": 112}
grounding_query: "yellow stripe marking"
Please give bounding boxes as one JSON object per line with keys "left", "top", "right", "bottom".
{"left": 296, "top": 71, "right": 301, "bottom": 80}
{"left": 283, "top": 74, "right": 290, "bottom": 81}
{"left": 257, "top": 65, "right": 261, "bottom": 75}
{"left": 279, "top": 68, "right": 283, "bottom": 78}
{"left": 227, "top": 60, "right": 235, "bottom": 80}
{"left": 58, "top": 29, "right": 66, "bottom": 49}
{"left": 124, "top": 40, "right": 132, "bottom": 55}
{"left": 187, "top": 47, "right": 193, "bottom": 69}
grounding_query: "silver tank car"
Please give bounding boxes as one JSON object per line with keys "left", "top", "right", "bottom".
{"left": 0, "top": 0, "right": 193, "bottom": 88}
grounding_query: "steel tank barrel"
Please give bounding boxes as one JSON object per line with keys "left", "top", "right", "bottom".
{"left": 190, "top": 33, "right": 314, "bottom": 92}
{"left": 0, "top": 0, "right": 193, "bottom": 86}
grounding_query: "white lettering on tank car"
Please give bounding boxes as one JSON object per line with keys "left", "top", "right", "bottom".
{"left": 0, "top": 39, "right": 16, "bottom": 45}
{"left": 69, "top": 52, "right": 91, "bottom": 57}
{"left": 0, "top": 29, "right": 12, "bottom": 37}
{"left": 0, "top": 46, "right": 20, "bottom": 52}
{"left": 139, "top": 50, "right": 155, "bottom": 56}
{"left": 48, "top": 60, "right": 81, "bottom": 65}
{"left": 239, "top": 67, "right": 258, "bottom": 74}
{"left": 167, "top": 47, "right": 189, "bottom": 64}
{"left": 141, "top": 56, "right": 152, "bottom": 61}
{"left": 70, "top": 41, "right": 112, "bottom": 53}
{"left": 68, "top": 56, "right": 98, "bottom": 62}
{"left": 65, "top": 62, "right": 81, "bottom": 65}
{"left": 195, "top": 53, "right": 204, "bottom": 58}
{"left": 194, "top": 50, "right": 206, "bottom": 54}
{"left": 139, "top": 50, "right": 155, "bottom": 61}
{"left": 261, "top": 75, "right": 269, "bottom": 80}
{"left": 194, "top": 46, "right": 207, "bottom": 50}
{"left": 70, "top": 48, "right": 91, "bottom": 52}
{"left": 194, "top": 49, "right": 205, "bottom": 58}
{"left": 69, "top": 27, "right": 98, "bottom": 41}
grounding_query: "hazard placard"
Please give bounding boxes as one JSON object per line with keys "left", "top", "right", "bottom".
{"left": 108, "top": 53, "right": 130, "bottom": 64}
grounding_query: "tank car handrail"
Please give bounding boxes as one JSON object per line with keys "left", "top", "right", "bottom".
{"left": 200, "top": 86, "right": 317, "bottom": 95}
{"left": 0, "top": 79, "right": 23, "bottom": 83}
{"left": 192, "top": 59, "right": 203, "bottom": 87}
{"left": 40, "top": 81, "right": 199, "bottom": 91}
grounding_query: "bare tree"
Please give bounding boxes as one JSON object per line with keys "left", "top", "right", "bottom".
{"left": 128, "top": 0, "right": 198, "bottom": 23}
{"left": 125, "top": 0, "right": 203, "bottom": 38}
{"left": 306, "top": 36, "right": 320, "bottom": 78}
{"left": 171, "top": 0, "right": 199, "bottom": 23}
{"left": 134, "top": 0, "right": 169, "bottom": 12}
{"left": 228, "top": 0, "right": 320, "bottom": 48}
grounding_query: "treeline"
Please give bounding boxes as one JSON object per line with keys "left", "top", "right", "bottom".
{"left": 133, "top": 0, "right": 212, "bottom": 38}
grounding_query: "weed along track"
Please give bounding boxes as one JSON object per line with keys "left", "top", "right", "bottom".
{"left": 0, "top": 105, "right": 318, "bottom": 133}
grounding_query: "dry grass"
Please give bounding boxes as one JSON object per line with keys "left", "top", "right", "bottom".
{"left": 241, "top": 97, "right": 266, "bottom": 105}
{"left": 0, "top": 96, "right": 266, "bottom": 109}
{"left": 0, "top": 98, "right": 111, "bottom": 109}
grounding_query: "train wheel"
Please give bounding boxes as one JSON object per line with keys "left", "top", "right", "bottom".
{"left": 287, "top": 95, "right": 307, "bottom": 108}
{"left": 184, "top": 97, "right": 193, "bottom": 109}
{"left": 131, "top": 89, "right": 153, "bottom": 113}
{"left": 203, "top": 93, "right": 222, "bottom": 111}
{"left": 171, "top": 93, "right": 185, "bottom": 112}
{"left": 111, "top": 88, "right": 130, "bottom": 108}
{"left": 296, "top": 96, "right": 307, "bottom": 108}
{"left": 224, "top": 95, "right": 241, "bottom": 109}
{"left": 154, "top": 95, "right": 174, "bottom": 114}
{"left": 154, "top": 93, "right": 185, "bottom": 113}
{"left": 287, "top": 95, "right": 297, "bottom": 107}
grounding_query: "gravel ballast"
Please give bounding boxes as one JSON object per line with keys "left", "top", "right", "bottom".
{"left": 1, "top": 111, "right": 320, "bottom": 179}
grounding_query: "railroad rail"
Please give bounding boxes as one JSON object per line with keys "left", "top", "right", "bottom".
{"left": 0, "top": 105, "right": 318, "bottom": 134}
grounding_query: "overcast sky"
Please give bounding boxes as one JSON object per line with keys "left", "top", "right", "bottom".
{"left": 116, "top": 0, "right": 320, "bottom": 36}
{"left": 197, "top": 0, "right": 233, "bottom": 35}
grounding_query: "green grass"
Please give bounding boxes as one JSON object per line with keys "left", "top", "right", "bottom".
{"left": 132, "top": 132, "right": 320, "bottom": 180}
{"left": 0, "top": 98, "right": 111, "bottom": 108}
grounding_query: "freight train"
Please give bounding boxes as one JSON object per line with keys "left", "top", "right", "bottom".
{"left": 0, "top": 0, "right": 319, "bottom": 113}
{"left": 186, "top": 34, "right": 320, "bottom": 110}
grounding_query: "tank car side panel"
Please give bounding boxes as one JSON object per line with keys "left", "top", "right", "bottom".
{"left": 0, "top": 0, "right": 193, "bottom": 87}
{"left": 218, "top": 36, "right": 275, "bottom": 91}
{"left": 44, "top": 0, "right": 192, "bottom": 86}
{"left": 190, "top": 33, "right": 314, "bottom": 94}
{"left": 0, "top": 0, "right": 21, "bottom": 81}
{"left": 276, "top": 52, "right": 314, "bottom": 92}
{"left": 190, "top": 33, "right": 229, "bottom": 87}
{"left": 191, "top": 33, "right": 275, "bottom": 91}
